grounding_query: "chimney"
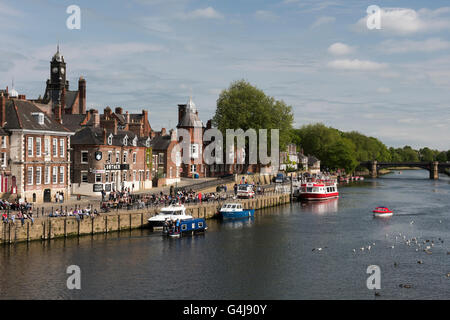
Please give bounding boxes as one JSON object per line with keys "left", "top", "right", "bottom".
{"left": 115, "top": 107, "right": 123, "bottom": 114}
{"left": 113, "top": 119, "right": 117, "bottom": 135}
{"left": 126, "top": 111, "right": 130, "bottom": 123}
{"left": 104, "top": 106, "right": 112, "bottom": 118}
{"left": 0, "top": 94, "right": 5, "bottom": 127}
{"left": 206, "top": 119, "right": 212, "bottom": 129}
{"left": 161, "top": 128, "right": 166, "bottom": 136}
{"left": 54, "top": 102, "right": 62, "bottom": 124}
{"left": 78, "top": 77, "right": 86, "bottom": 114}
{"left": 102, "top": 128, "right": 107, "bottom": 145}
{"left": 92, "top": 109, "right": 100, "bottom": 127}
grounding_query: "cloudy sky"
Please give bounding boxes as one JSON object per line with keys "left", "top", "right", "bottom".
{"left": 1, "top": 0, "right": 449, "bottom": 149}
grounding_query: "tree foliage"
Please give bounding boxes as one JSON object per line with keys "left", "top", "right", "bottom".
{"left": 212, "top": 80, "right": 294, "bottom": 150}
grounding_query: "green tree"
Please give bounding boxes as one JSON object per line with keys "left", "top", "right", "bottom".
{"left": 292, "top": 123, "right": 358, "bottom": 173}
{"left": 436, "top": 151, "right": 447, "bottom": 162}
{"left": 419, "top": 147, "right": 435, "bottom": 162}
{"left": 212, "top": 79, "right": 294, "bottom": 152}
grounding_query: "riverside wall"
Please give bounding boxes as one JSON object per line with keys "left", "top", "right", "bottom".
{"left": 0, "top": 193, "right": 291, "bottom": 245}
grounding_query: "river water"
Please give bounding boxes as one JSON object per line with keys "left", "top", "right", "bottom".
{"left": 1, "top": 170, "right": 449, "bottom": 299}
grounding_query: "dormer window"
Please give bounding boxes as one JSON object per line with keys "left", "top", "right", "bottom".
{"left": 123, "top": 135, "right": 128, "bottom": 146}
{"left": 31, "top": 112, "right": 45, "bottom": 125}
{"left": 145, "top": 138, "right": 150, "bottom": 147}
{"left": 108, "top": 134, "right": 113, "bottom": 145}
{"left": 132, "top": 136, "right": 137, "bottom": 146}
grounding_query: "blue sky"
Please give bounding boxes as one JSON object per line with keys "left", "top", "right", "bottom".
{"left": 1, "top": 0, "right": 449, "bottom": 149}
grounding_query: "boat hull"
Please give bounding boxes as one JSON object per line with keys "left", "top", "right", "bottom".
{"left": 299, "top": 192, "right": 339, "bottom": 201}
{"left": 373, "top": 212, "right": 393, "bottom": 217}
{"left": 220, "top": 209, "right": 255, "bottom": 219}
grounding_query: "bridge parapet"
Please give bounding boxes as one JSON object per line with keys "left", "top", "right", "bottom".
{"left": 358, "top": 161, "right": 443, "bottom": 180}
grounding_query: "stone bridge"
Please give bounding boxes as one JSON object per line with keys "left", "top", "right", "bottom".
{"left": 359, "top": 161, "right": 450, "bottom": 179}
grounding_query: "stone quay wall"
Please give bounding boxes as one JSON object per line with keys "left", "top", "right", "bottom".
{"left": 1, "top": 193, "right": 290, "bottom": 245}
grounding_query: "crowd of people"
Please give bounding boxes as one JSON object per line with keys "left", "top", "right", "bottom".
{"left": 1, "top": 198, "right": 35, "bottom": 225}
{"left": 48, "top": 207, "right": 100, "bottom": 219}
{"left": 1, "top": 181, "right": 271, "bottom": 223}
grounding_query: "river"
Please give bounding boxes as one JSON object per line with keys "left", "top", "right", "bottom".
{"left": 1, "top": 169, "right": 449, "bottom": 299}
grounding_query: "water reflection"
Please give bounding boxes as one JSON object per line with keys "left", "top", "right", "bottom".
{"left": 299, "top": 198, "right": 339, "bottom": 214}
{"left": 219, "top": 217, "right": 255, "bottom": 230}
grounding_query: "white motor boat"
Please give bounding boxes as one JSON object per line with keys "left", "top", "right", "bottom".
{"left": 147, "top": 203, "right": 192, "bottom": 228}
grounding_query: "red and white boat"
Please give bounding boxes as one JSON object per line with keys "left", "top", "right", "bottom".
{"left": 298, "top": 178, "right": 339, "bottom": 201}
{"left": 372, "top": 207, "right": 393, "bottom": 217}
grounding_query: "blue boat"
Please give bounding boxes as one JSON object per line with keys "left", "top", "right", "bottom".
{"left": 164, "top": 218, "right": 207, "bottom": 238}
{"left": 219, "top": 203, "right": 255, "bottom": 219}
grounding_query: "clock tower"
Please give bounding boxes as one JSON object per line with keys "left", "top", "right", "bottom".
{"left": 45, "top": 45, "right": 69, "bottom": 104}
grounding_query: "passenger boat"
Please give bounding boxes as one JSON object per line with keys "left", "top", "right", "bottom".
{"left": 236, "top": 184, "right": 255, "bottom": 199}
{"left": 165, "top": 218, "right": 207, "bottom": 238}
{"left": 147, "top": 203, "right": 192, "bottom": 229}
{"left": 298, "top": 178, "right": 339, "bottom": 201}
{"left": 372, "top": 207, "right": 393, "bottom": 217}
{"left": 219, "top": 203, "right": 255, "bottom": 219}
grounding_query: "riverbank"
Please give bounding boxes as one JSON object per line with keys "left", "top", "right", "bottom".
{"left": 1, "top": 193, "right": 290, "bottom": 245}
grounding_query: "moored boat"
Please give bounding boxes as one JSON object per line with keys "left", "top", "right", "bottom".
{"left": 372, "top": 207, "right": 393, "bottom": 217}
{"left": 165, "top": 218, "right": 207, "bottom": 238}
{"left": 147, "top": 203, "right": 192, "bottom": 229}
{"left": 299, "top": 178, "right": 339, "bottom": 201}
{"left": 219, "top": 203, "right": 255, "bottom": 219}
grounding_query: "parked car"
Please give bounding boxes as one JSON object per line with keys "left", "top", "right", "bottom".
{"left": 275, "top": 173, "right": 284, "bottom": 183}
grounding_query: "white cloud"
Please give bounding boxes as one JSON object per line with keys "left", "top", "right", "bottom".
{"left": 185, "top": 7, "right": 223, "bottom": 19}
{"left": 311, "top": 16, "right": 336, "bottom": 28}
{"left": 254, "top": 10, "right": 279, "bottom": 21}
{"left": 328, "top": 59, "right": 388, "bottom": 71}
{"left": 356, "top": 7, "right": 450, "bottom": 35}
{"left": 327, "top": 42, "right": 354, "bottom": 55}
{"left": 380, "top": 38, "right": 450, "bottom": 54}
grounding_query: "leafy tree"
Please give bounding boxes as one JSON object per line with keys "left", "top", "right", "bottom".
{"left": 436, "top": 151, "right": 447, "bottom": 162}
{"left": 419, "top": 147, "right": 435, "bottom": 162}
{"left": 212, "top": 79, "right": 294, "bottom": 154}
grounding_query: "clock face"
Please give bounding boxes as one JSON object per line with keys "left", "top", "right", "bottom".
{"left": 95, "top": 151, "right": 102, "bottom": 161}
{"left": 52, "top": 67, "right": 58, "bottom": 73}
{"left": 61, "top": 68, "right": 65, "bottom": 74}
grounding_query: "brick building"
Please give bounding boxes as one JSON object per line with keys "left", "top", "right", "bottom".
{"left": 150, "top": 128, "right": 180, "bottom": 187}
{"left": 176, "top": 97, "right": 205, "bottom": 178}
{"left": 0, "top": 94, "right": 73, "bottom": 203}
{"left": 70, "top": 118, "right": 152, "bottom": 196}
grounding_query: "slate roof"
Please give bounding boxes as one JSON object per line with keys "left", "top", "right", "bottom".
{"left": 71, "top": 126, "right": 148, "bottom": 147}
{"left": 61, "top": 114, "right": 87, "bottom": 132}
{"left": 150, "top": 134, "right": 172, "bottom": 150}
{"left": 3, "top": 99, "right": 71, "bottom": 133}
{"left": 64, "top": 90, "right": 78, "bottom": 111}
{"left": 177, "top": 104, "right": 203, "bottom": 128}
{"left": 308, "top": 156, "right": 320, "bottom": 165}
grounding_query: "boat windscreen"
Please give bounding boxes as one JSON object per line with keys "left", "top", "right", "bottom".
{"left": 160, "top": 210, "right": 182, "bottom": 215}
